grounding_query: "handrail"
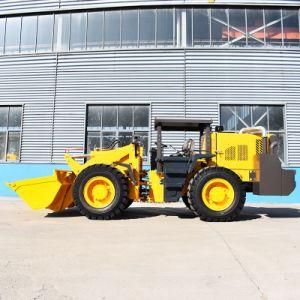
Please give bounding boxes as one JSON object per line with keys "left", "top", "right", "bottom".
{"left": 239, "top": 126, "right": 267, "bottom": 137}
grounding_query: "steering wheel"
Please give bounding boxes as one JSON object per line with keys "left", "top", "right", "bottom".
{"left": 155, "top": 142, "right": 168, "bottom": 148}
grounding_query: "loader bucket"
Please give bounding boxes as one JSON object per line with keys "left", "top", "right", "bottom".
{"left": 6, "top": 170, "right": 76, "bottom": 212}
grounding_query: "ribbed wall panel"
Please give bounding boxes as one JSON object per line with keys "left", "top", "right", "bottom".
{"left": 0, "top": 48, "right": 299, "bottom": 166}
{"left": 0, "top": 0, "right": 58, "bottom": 16}
{"left": 0, "top": 1, "right": 298, "bottom": 16}
{"left": 0, "top": 55, "right": 56, "bottom": 162}
{"left": 60, "top": 0, "right": 300, "bottom": 10}
{"left": 53, "top": 50, "right": 185, "bottom": 162}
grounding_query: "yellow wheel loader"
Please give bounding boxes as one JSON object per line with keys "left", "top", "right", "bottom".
{"left": 7, "top": 119, "right": 296, "bottom": 221}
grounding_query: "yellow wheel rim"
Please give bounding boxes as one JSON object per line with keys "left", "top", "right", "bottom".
{"left": 83, "top": 176, "right": 116, "bottom": 209}
{"left": 202, "top": 178, "right": 235, "bottom": 211}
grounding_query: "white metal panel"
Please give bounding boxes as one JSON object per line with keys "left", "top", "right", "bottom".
{"left": 0, "top": 1, "right": 59, "bottom": 16}
{"left": 60, "top": 0, "right": 300, "bottom": 10}
{"left": 0, "top": 54, "right": 57, "bottom": 162}
{"left": 0, "top": 1, "right": 299, "bottom": 16}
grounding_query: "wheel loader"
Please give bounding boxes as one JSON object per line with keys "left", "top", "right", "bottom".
{"left": 7, "top": 119, "right": 296, "bottom": 221}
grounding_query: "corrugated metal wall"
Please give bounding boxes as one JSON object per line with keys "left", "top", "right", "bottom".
{"left": 0, "top": 49, "right": 297, "bottom": 165}
{"left": 0, "top": 54, "right": 57, "bottom": 162}
{"left": 0, "top": 1, "right": 298, "bottom": 16}
{"left": 53, "top": 50, "right": 186, "bottom": 162}
{"left": 0, "top": 1, "right": 299, "bottom": 166}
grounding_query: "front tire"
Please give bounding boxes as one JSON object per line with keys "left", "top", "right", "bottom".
{"left": 188, "top": 167, "right": 246, "bottom": 221}
{"left": 73, "top": 164, "right": 131, "bottom": 220}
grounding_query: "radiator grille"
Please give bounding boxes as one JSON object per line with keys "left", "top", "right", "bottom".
{"left": 256, "top": 139, "right": 263, "bottom": 155}
{"left": 238, "top": 145, "right": 248, "bottom": 161}
{"left": 225, "top": 146, "right": 236, "bottom": 160}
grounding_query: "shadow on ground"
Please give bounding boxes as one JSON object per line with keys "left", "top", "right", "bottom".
{"left": 46, "top": 205, "right": 300, "bottom": 221}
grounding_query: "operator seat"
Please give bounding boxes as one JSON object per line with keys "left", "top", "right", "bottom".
{"left": 182, "top": 139, "right": 195, "bottom": 156}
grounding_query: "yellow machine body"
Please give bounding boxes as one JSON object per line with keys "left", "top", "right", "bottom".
{"left": 7, "top": 144, "right": 144, "bottom": 212}
{"left": 207, "top": 132, "right": 263, "bottom": 182}
{"left": 148, "top": 170, "right": 164, "bottom": 203}
{"left": 65, "top": 144, "right": 143, "bottom": 201}
{"left": 6, "top": 120, "right": 295, "bottom": 217}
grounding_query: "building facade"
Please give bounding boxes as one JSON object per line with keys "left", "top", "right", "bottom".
{"left": 0, "top": 0, "right": 299, "bottom": 201}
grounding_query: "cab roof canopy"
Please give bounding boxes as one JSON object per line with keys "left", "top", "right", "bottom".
{"left": 154, "top": 118, "right": 212, "bottom": 132}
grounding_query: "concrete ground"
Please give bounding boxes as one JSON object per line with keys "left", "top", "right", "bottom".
{"left": 1, "top": 198, "right": 300, "bottom": 300}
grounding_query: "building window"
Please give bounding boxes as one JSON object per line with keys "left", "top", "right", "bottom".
{"left": 220, "top": 105, "right": 286, "bottom": 162}
{"left": 0, "top": 106, "right": 22, "bottom": 162}
{"left": 0, "top": 7, "right": 299, "bottom": 55}
{"left": 86, "top": 105, "right": 150, "bottom": 157}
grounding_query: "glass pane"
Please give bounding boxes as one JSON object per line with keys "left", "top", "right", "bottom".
{"left": 104, "top": 11, "right": 120, "bottom": 48}
{"left": 237, "top": 106, "right": 251, "bottom": 130}
{"left": 70, "top": 13, "right": 87, "bottom": 50}
{"left": 54, "top": 14, "right": 70, "bottom": 51}
{"left": 282, "top": 10, "right": 300, "bottom": 47}
{"left": 211, "top": 9, "right": 228, "bottom": 46}
{"left": 87, "top": 12, "right": 103, "bottom": 49}
{"left": 193, "top": 9, "right": 210, "bottom": 46}
{"left": 135, "top": 131, "right": 149, "bottom": 157}
{"left": 87, "top": 106, "right": 102, "bottom": 129}
{"left": 122, "top": 10, "right": 138, "bottom": 47}
{"left": 157, "top": 9, "right": 174, "bottom": 46}
{"left": 270, "top": 132, "right": 285, "bottom": 162}
{"left": 265, "top": 9, "right": 282, "bottom": 46}
{"left": 134, "top": 106, "right": 149, "bottom": 129}
{"left": 102, "top": 132, "right": 117, "bottom": 149}
{"left": 0, "top": 19, "right": 6, "bottom": 54}
{"left": 269, "top": 106, "right": 284, "bottom": 131}
{"left": 5, "top": 17, "right": 21, "bottom": 54}
{"left": 20, "top": 16, "right": 37, "bottom": 53}
{"left": 87, "top": 131, "right": 100, "bottom": 153}
{"left": 118, "top": 106, "right": 133, "bottom": 130}
{"left": 7, "top": 131, "right": 20, "bottom": 161}
{"left": 0, "top": 107, "right": 8, "bottom": 129}
{"left": 139, "top": 9, "right": 155, "bottom": 47}
{"left": 36, "top": 15, "right": 54, "bottom": 52}
{"left": 8, "top": 106, "right": 22, "bottom": 128}
{"left": 103, "top": 106, "right": 117, "bottom": 130}
{"left": 186, "top": 9, "right": 193, "bottom": 46}
{"left": 119, "top": 132, "right": 133, "bottom": 147}
{"left": 220, "top": 106, "right": 235, "bottom": 131}
{"left": 0, "top": 132, "right": 6, "bottom": 160}
{"left": 228, "top": 9, "right": 246, "bottom": 46}
{"left": 246, "top": 9, "right": 265, "bottom": 46}
{"left": 252, "top": 106, "right": 268, "bottom": 128}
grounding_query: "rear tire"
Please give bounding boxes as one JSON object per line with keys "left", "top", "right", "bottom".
{"left": 182, "top": 195, "right": 192, "bottom": 210}
{"left": 188, "top": 167, "right": 246, "bottom": 221}
{"left": 73, "top": 164, "right": 131, "bottom": 220}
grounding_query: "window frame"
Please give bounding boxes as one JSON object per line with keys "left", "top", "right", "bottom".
{"left": 218, "top": 103, "right": 288, "bottom": 165}
{"left": 84, "top": 103, "right": 151, "bottom": 161}
{"left": 0, "top": 104, "right": 23, "bottom": 163}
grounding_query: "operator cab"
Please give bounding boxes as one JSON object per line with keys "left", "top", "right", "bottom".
{"left": 152, "top": 118, "right": 213, "bottom": 171}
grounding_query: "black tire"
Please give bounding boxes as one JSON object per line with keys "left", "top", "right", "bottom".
{"left": 124, "top": 199, "right": 134, "bottom": 209}
{"left": 73, "top": 164, "right": 131, "bottom": 220}
{"left": 182, "top": 195, "right": 192, "bottom": 210}
{"left": 188, "top": 167, "right": 246, "bottom": 222}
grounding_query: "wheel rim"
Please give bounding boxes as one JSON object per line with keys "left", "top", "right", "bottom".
{"left": 201, "top": 178, "right": 235, "bottom": 211}
{"left": 83, "top": 176, "right": 116, "bottom": 209}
